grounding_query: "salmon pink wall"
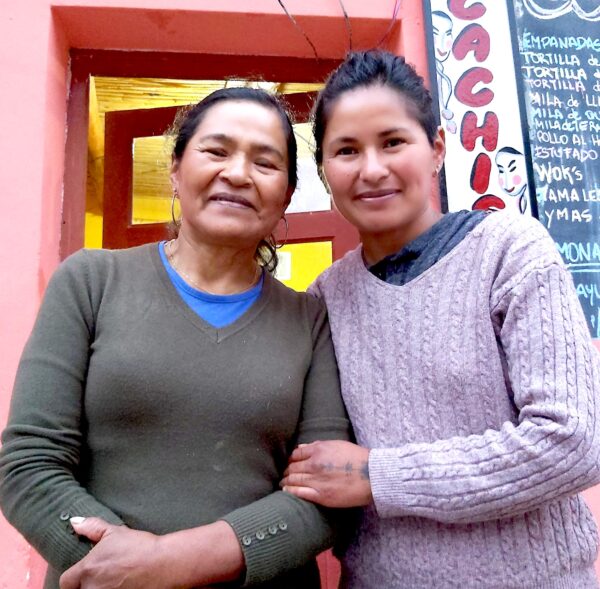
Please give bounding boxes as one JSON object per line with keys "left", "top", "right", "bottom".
{"left": 0, "top": 1, "right": 408, "bottom": 586}
{"left": 0, "top": 4, "right": 69, "bottom": 584}
{"left": 0, "top": 1, "right": 597, "bottom": 587}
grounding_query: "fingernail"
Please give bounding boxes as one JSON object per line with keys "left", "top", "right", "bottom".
{"left": 70, "top": 516, "right": 86, "bottom": 525}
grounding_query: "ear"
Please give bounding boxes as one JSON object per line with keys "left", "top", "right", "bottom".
{"left": 284, "top": 184, "right": 295, "bottom": 208}
{"left": 432, "top": 126, "right": 446, "bottom": 173}
{"left": 170, "top": 158, "right": 180, "bottom": 194}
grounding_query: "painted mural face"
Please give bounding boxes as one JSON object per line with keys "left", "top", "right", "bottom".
{"left": 321, "top": 85, "right": 445, "bottom": 250}
{"left": 496, "top": 149, "right": 527, "bottom": 198}
{"left": 432, "top": 12, "right": 454, "bottom": 63}
{"left": 170, "top": 100, "right": 291, "bottom": 249}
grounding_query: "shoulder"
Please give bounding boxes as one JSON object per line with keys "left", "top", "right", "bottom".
{"left": 266, "top": 273, "right": 327, "bottom": 317}
{"left": 475, "top": 212, "right": 567, "bottom": 305}
{"left": 65, "top": 243, "right": 157, "bottom": 278}
{"left": 477, "top": 211, "right": 557, "bottom": 255}
{"left": 48, "top": 243, "right": 159, "bottom": 300}
{"left": 79, "top": 243, "right": 155, "bottom": 267}
{"left": 309, "top": 246, "right": 364, "bottom": 299}
{"left": 263, "top": 275, "right": 336, "bottom": 341}
{"left": 473, "top": 211, "right": 562, "bottom": 271}
{"left": 60, "top": 243, "right": 155, "bottom": 271}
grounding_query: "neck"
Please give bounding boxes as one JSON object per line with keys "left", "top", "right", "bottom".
{"left": 168, "top": 230, "right": 261, "bottom": 295}
{"left": 361, "top": 208, "right": 443, "bottom": 266}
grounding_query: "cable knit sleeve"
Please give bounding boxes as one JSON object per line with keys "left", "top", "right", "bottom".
{"left": 0, "top": 251, "right": 125, "bottom": 573}
{"left": 368, "top": 222, "right": 600, "bottom": 524}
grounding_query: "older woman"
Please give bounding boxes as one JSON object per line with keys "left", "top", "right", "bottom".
{"left": 0, "top": 87, "right": 350, "bottom": 589}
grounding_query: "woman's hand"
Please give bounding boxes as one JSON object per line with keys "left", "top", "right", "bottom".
{"left": 59, "top": 517, "right": 174, "bottom": 589}
{"left": 281, "top": 440, "right": 373, "bottom": 508}
{"left": 60, "top": 517, "right": 243, "bottom": 589}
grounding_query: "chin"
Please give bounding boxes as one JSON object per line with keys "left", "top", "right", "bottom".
{"left": 356, "top": 220, "right": 403, "bottom": 238}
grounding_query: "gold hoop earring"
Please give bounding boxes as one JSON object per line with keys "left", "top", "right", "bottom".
{"left": 171, "top": 190, "right": 181, "bottom": 226}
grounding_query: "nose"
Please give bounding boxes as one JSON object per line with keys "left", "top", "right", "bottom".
{"left": 221, "top": 153, "right": 251, "bottom": 186}
{"left": 360, "top": 149, "right": 389, "bottom": 184}
{"left": 503, "top": 173, "right": 514, "bottom": 191}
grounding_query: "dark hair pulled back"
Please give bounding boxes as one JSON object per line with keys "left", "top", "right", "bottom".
{"left": 171, "top": 87, "right": 298, "bottom": 271}
{"left": 313, "top": 50, "right": 438, "bottom": 171}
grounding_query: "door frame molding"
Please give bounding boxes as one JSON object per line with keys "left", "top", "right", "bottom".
{"left": 61, "top": 49, "right": 343, "bottom": 259}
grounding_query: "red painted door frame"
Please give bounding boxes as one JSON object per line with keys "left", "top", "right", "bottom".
{"left": 61, "top": 48, "right": 356, "bottom": 589}
{"left": 61, "top": 49, "right": 345, "bottom": 259}
{"left": 103, "top": 99, "right": 359, "bottom": 258}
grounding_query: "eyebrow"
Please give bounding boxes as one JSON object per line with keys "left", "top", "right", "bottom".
{"left": 199, "top": 133, "right": 285, "bottom": 160}
{"left": 331, "top": 127, "right": 408, "bottom": 143}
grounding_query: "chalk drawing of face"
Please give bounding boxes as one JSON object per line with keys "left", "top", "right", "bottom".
{"left": 496, "top": 147, "right": 528, "bottom": 213}
{"left": 432, "top": 12, "right": 454, "bottom": 64}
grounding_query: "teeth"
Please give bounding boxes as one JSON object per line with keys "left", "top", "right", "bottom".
{"left": 214, "top": 196, "right": 247, "bottom": 205}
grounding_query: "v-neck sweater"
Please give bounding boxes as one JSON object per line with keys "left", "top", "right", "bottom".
{"left": 159, "top": 241, "right": 264, "bottom": 328}
{"left": 312, "top": 211, "right": 600, "bottom": 588}
{"left": 368, "top": 209, "right": 486, "bottom": 285}
{"left": 0, "top": 243, "right": 351, "bottom": 589}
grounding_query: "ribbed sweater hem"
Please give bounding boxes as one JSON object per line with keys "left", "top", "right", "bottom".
{"left": 340, "top": 563, "right": 599, "bottom": 589}
{"left": 535, "top": 564, "right": 598, "bottom": 589}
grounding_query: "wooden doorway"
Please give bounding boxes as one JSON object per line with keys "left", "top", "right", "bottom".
{"left": 101, "top": 99, "right": 359, "bottom": 259}
{"left": 61, "top": 49, "right": 359, "bottom": 587}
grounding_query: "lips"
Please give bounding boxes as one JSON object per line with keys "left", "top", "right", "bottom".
{"left": 354, "top": 189, "right": 399, "bottom": 201}
{"left": 208, "top": 193, "right": 255, "bottom": 209}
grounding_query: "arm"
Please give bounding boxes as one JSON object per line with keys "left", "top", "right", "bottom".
{"left": 368, "top": 260, "right": 600, "bottom": 523}
{"left": 1, "top": 252, "right": 243, "bottom": 587}
{"left": 60, "top": 517, "right": 243, "bottom": 589}
{"left": 286, "top": 231, "right": 600, "bottom": 524}
{"left": 0, "top": 251, "right": 125, "bottom": 573}
{"left": 218, "top": 298, "right": 352, "bottom": 585}
{"left": 59, "top": 295, "right": 352, "bottom": 588}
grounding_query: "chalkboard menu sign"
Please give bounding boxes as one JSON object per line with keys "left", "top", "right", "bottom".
{"left": 510, "top": 0, "right": 600, "bottom": 338}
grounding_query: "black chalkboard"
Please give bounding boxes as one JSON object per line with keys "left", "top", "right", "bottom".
{"left": 510, "top": 0, "right": 600, "bottom": 338}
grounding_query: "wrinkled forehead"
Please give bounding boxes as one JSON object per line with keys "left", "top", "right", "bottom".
{"left": 193, "top": 100, "right": 288, "bottom": 153}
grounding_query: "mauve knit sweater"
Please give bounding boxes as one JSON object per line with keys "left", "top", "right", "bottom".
{"left": 311, "top": 211, "right": 600, "bottom": 589}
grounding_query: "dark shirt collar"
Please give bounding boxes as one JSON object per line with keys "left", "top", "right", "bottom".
{"left": 369, "top": 210, "right": 487, "bottom": 285}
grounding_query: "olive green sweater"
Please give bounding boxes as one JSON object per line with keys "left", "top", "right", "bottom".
{"left": 0, "top": 244, "right": 351, "bottom": 588}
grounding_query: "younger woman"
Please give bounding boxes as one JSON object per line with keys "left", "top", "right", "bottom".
{"left": 283, "top": 51, "right": 600, "bottom": 588}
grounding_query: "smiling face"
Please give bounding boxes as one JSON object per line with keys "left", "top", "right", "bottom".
{"left": 170, "top": 100, "right": 292, "bottom": 250}
{"left": 496, "top": 149, "right": 527, "bottom": 198}
{"left": 432, "top": 13, "right": 453, "bottom": 63}
{"left": 321, "top": 85, "right": 445, "bottom": 260}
